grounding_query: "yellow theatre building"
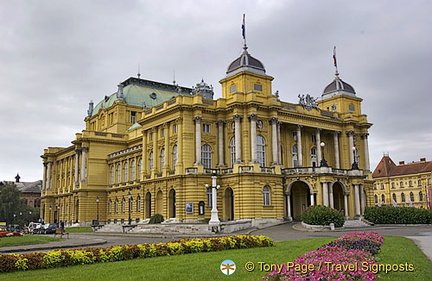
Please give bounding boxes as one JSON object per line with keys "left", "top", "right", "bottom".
{"left": 41, "top": 36, "right": 374, "bottom": 227}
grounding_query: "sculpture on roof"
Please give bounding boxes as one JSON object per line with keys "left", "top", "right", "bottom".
{"left": 298, "top": 94, "right": 318, "bottom": 110}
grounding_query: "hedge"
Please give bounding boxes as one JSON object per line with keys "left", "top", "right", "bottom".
{"left": 0, "top": 235, "right": 273, "bottom": 273}
{"left": 301, "top": 205, "right": 345, "bottom": 227}
{"left": 364, "top": 206, "right": 432, "bottom": 224}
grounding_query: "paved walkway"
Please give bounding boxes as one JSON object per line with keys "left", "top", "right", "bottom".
{"left": 1, "top": 223, "right": 431, "bottom": 261}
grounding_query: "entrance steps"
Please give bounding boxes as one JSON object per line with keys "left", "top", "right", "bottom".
{"left": 343, "top": 218, "right": 372, "bottom": 228}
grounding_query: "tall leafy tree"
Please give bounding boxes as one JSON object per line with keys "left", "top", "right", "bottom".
{"left": 0, "top": 183, "right": 39, "bottom": 226}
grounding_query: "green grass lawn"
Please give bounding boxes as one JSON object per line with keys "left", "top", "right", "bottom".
{"left": 65, "top": 227, "right": 92, "bottom": 233}
{"left": 1, "top": 236, "right": 431, "bottom": 280}
{"left": 0, "top": 235, "right": 61, "bottom": 248}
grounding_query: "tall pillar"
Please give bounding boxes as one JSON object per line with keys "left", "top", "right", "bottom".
{"left": 176, "top": 119, "right": 183, "bottom": 172}
{"left": 43, "top": 163, "right": 47, "bottom": 190}
{"left": 80, "top": 147, "right": 88, "bottom": 182}
{"left": 347, "top": 131, "right": 355, "bottom": 166}
{"left": 344, "top": 193, "right": 349, "bottom": 217}
{"left": 270, "top": 117, "right": 279, "bottom": 165}
{"left": 249, "top": 114, "right": 258, "bottom": 163}
{"left": 296, "top": 125, "right": 303, "bottom": 167}
{"left": 277, "top": 121, "right": 281, "bottom": 164}
{"left": 217, "top": 120, "right": 225, "bottom": 167}
{"left": 315, "top": 128, "right": 322, "bottom": 164}
{"left": 322, "top": 182, "right": 329, "bottom": 206}
{"left": 194, "top": 116, "right": 202, "bottom": 165}
{"left": 164, "top": 123, "right": 170, "bottom": 171}
{"left": 286, "top": 193, "right": 292, "bottom": 220}
{"left": 234, "top": 114, "right": 242, "bottom": 163}
{"left": 310, "top": 192, "right": 315, "bottom": 206}
{"left": 47, "top": 161, "right": 53, "bottom": 190}
{"left": 354, "top": 184, "right": 361, "bottom": 216}
{"left": 362, "top": 133, "right": 370, "bottom": 171}
{"left": 74, "top": 149, "right": 80, "bottom": 184}
{"left": 333, "top": 131, "right": 340, "bottom": 169}
{"left": 142, "top": 130, "right": 148, "bottom": 178}
{"left": 329, "top": 183, "right": 334, "bottom": 208}
{"left": 360, "top": 184, "right": 366, "bottom": 215}
{"left": 152, "top": 127, "right": 158, "bottom": 174}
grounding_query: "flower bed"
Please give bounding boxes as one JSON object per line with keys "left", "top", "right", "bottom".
{"left": 262, "top": 231, "right": 384, "bottom": 281}
{"left": 0, "top": 235, "right": 273, "bottom": 273}
{"left": 0, "top": 232, "right": 22, "bottom": 238}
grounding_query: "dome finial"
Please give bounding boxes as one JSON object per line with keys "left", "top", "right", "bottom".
{"left": 242, "top": 14, "right": 247, "bottom": 50}
{"left": 333, "top": 46, "right": 339, "bottom": 76}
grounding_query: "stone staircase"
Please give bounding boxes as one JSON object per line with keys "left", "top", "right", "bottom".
{"left": 343, "top": 219, "right": 372, "bottom": 228}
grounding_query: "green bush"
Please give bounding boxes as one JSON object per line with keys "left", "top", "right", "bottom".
{"left": 301, "top": 205, "right": 345, "bottom": 227}
{"left": 0, "top": 235, "right": 274, "bottom": 273}
{"left": 149, "top": 214, "right": 164, "bottom": 224}
{"left": 364, "top": 206, "right": 432, "bottom": 224}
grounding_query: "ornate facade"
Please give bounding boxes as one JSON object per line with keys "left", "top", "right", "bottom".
{"left": 372, "top": 155, "right": 432, "bottom": 209}
{"left": 41, "top": 38, "right": 373, "bottom": 226}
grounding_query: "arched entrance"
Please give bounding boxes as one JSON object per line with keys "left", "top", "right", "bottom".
{"left": 168, "top": 189, "right": 176, "bottom": 218}
{"left": 332, "top": 182, "right": 345, "bottom": 212}
{"left": 289, "top": 181, "right": 311, "bottom": 221}
{"left": 156, "top": 190, "right": 163, "bottom": 215}
{"left": 145, "top": 192, "right": 151, "bottom": 218}
{"left": 224, "top": 187, "right": 234, "bottom": 221}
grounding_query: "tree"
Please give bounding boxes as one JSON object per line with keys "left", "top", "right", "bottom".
{"left": 0, "top": 183, "right": 39, "bottom": 226}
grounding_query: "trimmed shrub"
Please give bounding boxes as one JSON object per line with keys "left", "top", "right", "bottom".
{"left": 0, "top": 235, "right": 273, "bottom": 273}
{"left": 364, "top": 206, "right": 432, "bottom": 224}
{"left": 149, "top": 214, "right": 164, "bottom": 224}
{"left": 301, "top": 205, "right": 345, "bottom": 227}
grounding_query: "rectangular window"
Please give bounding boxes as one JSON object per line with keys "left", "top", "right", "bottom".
{"left": 202, "top": 124, "right": 210, "bottom": 133}
{"left": 161, "top": 128, "right": 165, "bottom": 137}
{"left": 149, "top": 133, "right": 153, "bottom": 141}
{"left": 130, "top": 111, "right": 136, "bottom": 123}
{"left": 254, "top": 84, "right": 263, "bottom": 91}
{"left": 173, "top": 124, "right": 178, "bottom": 134}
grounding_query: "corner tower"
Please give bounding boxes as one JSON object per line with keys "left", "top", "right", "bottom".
{"left": 219, "top": 16, "right": 274, "bottom": 98}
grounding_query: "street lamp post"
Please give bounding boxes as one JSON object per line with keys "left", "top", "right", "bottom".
{"left": 127, "top": 192, "right": 132, "bottom": 225}
{"left": 207, "top": 170, "right": 220, "bottom": 231}
{"left": 49, "top": 206, "right": 52, "bottom": 223}
{"left": 96, "top": 196, "right": 100, "bottom": 221}
{"left": 319, "top": 142, "right": 328, "bottom": 167}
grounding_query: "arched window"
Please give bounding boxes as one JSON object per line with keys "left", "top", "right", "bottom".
{"left": 401, "top": 192, "right": 406, "bottom": 202}
{"left": 110, "top": 165, "right": 114, "bottom": 184}
{"left": 392, "top": 193, "right": 397, "bottom": 203}
{"left": 207, "top": 187, "right": 212, "bottom": 207}
{"left": 410, "top": 192, "right": 414, "bottom": 202}
{"left": 108, "top": 199, "right": 112, "bottom": 214}
{"left": 115, "top": 198, "right": 119, "bottom": 213}
{"left": 122, "top": 197, "right": 126, "bottom": 213}
{"left": 292, "top": 145, "right": 298, "bottom": 167}
{"left": 202, "top": 144, "right": 212, "bottom": 169}
{"left": 131, "top": 160, "right": 136, "bottom": 181}
{"left": 149, "top": 152, "right": 154, "bottom": 170}
{"left": 160, "top": 148, "right": 165, "bottom": 169}
{"left": 257, "top": 135, "right": 266, "bottom": 167}
{"left": 136, "top": 195, "right": 141, "bottom": 212}
{"left": 129, "top": 196, "right": 133, "bottom": 212}
{"left": 123, "top": 162, "right": 128, "bottom": 182}
{"left": 381, "top": 194, "right": 385, "bottom": 204}
{"left": 138, "top": 158, "right": 142, "bottom": 174}
{"left": 310, "top": 147, "right": 317, "bottom": 167}
{"left": 263, "top": 186, "right": 271, "bottom": 206}
{"left": 172, "top": 145, "right": 178, "bottom": 170}
{"left": 418, "top": 179, "right": 422, "bottom": 186}
{"left": 419, "top": 191, "right": 423, "bottom": 201}
{"left": 400, "top": 181, "right": 404, "bottom": 188}
{"left": 230, "top": 137, "right": 236, "bottom": 166}
{"left": 374, "top": 194, "right": 378, "bottom": 203}
{"left": 117, "top": 164, "right": 121, "bottom": 183}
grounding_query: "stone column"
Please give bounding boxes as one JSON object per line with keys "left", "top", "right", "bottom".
{"left": 362, "top": 133, "right": 370, "bottom": 171}
{"left": 176, "top": 119, "right": 183, "bottom": 172}
{"left": 270, "top": 117, "right": 279, "bottom": 165}
{"left": 333, "top": 131, "right": 340, "bottom": 169}
{"left": 347, "top": 131, "right": 355, "bottom": 166}
{"left": 344, "top": 193, "right": 349, "bottom": 217}
{"left": 194, "top": 116, "right": 202, "bottom": 165}
{"left": 322, "top": 182, "right": 329, "bottom": 206}
{"left": 277, "top": 121, "right": 281, "bottom": 164}
{"left": 315, "top": 128, "right": 322, "bottom": 164}
{"left": 329, "top": 183, "right": 334, "bottom": 208}
{"left": 164, "top": 123, "right": 170, "bottom": 170}
{"left": 47, "top": 161, "right": 52, "bottom": 190}
{"left": 354, "top": 184, "right": 361, "bottom": 216}
{"left": 74, "top": 149, "right": 80, "bottom": 184}
{"left": 142, "top": 130, "right": 148, "bottom": 178}
{"left": 296, "top": 125, "right": 303, "bottom": 167}
{"left": 249, "top": 114, "right": 258, "bottom": 163}
{"left": 234, "top": 114, "right": 242, "bottom": 163}
{"left": 152, "top": 128, "right": 158, "bottom": 174}
{"left": 43, "top": 163, "right": 47, "bottom": 190}
{"left": 360, "top": 184, "right": 366, "bottom": 215}
{"left": 310, "top": 192, "right": 315, "bottom": 206}
{"left": 286, "top": 193, "right": 292, "bottom": 220}
{"left": 81, "top": 147, "right": 88, "bottom": 182}
{"left": 217, "top": 120, "right": 225, "bottom": 167}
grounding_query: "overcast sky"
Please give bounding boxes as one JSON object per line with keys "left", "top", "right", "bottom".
{"left": 1, "top": 0, "right": 431, "bottom": 181}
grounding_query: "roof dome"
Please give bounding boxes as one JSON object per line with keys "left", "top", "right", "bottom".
{"left": 226, "top": 46, "right": 266, "bottom": 76}
{"left": 322, "top": 74, "right": 356, "bottom": 98}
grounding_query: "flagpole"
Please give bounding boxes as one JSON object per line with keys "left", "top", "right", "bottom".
{"left": 333, "top": 46, "right": 339, "bottom": 76}
{"left": 242, "top": 14, "right": 247, "bottom": 50}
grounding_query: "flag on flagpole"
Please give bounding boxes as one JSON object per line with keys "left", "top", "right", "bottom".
{"left": 333, "top": 46, "right": 337, "bottom": 67}
{"left": 242, "top": 14, "right": 246, "bottom": 40}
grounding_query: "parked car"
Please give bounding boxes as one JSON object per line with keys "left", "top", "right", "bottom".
{"left": 42, "top": 223, "right": 57, "bottom": 234}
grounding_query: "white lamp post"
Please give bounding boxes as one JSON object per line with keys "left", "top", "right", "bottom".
{"left": 207, "top": 170, "right": 220, "bottom": 229}
{"left": 319, "top": 142, "right": 328, "bottom": 167}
